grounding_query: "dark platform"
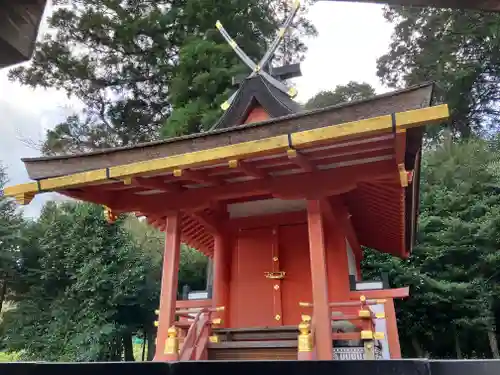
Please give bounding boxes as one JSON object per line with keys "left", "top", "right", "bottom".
{"left": 0, "top": 360, "right": 500, "bottom": 375}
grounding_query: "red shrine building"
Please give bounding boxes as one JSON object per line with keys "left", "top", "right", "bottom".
{"left": 5, "top": 78, "right": 449, "bottom": 361}
{"left": 3, "top": 3, "right": 449, "bottom": 361}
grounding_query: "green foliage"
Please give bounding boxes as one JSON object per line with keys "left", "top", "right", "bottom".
{"left": 2, "top": 203, "right": 152, "bottom": 361}
{"left": 123, "top": 215, "right": 208, "bottom": 293}
{"left": 305, "top": 81, "right": 376, "bottom": 110}
{"left": 363, "top": 138, "right": 500, "bottom": 358}
{"left": 10, "top": 0, "right": 315, "bottom": 155}
{"left": 0, "top": 165, "right": 23, "bottom": 317}
{"left": 377, "top": 7, "right": 500, "bottom": 138}
{"left": 162, "top": 0, "right": 316, "bottom": 137}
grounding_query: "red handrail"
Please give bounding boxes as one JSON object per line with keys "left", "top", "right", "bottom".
{"left": 177, "top": 307, "right": 221, "bottom": 361}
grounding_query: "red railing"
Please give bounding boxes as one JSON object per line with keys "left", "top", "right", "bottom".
{"left": 298, "top": 297, "right": 387, "bottom": 360}
{"left": 172, "top": 305, "right": 223, "bottom": 361}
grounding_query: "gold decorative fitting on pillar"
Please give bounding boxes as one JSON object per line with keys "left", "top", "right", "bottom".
{"left": 398, "top": 163, "right": 409, "bottom": 187}
{"left": 360, "top": 330, "right": 374, "bottom": 340}
{"left": 212, "top": 318, "right": 222, "bottom": 325}
{"left": 164, "top": 326, "right": 179, "bottom": 354}
{"left": 122, "top": 177, "right": 132, "bottom": 185}
{"left": 274, "top": 284, "right": 280, "bottom": 291}
{"left": 363, "top": 340, "right": 375, "bottom": 360}
{"left": 375, "top": 312, "right": 386, "bottom": 319}
{"left": 215, "top": 306, "right": 225, "bottom": 312}
{"left": 173, "top": 169, "right": 183, "bottom": 177}
{"left": 299, "top": 302, "right": 312, "bottom": 308}
{"left": 154, "top": 320, "right": 159, "bottom": 327}
{"left": 209, "top": 335, "right": 220, "bottom": 343}
{"left": 228, "top": 159, "right": 238, "bottom": 168}
{"left": 275, "top": 314, "right": 281, "bottom": 321}
{"left": 376, "top": 299, "right": 387, "bottom": 304}
{"left": 358, "top": 309, "right": 371, "bottom": 318}
{"left": 360, "top": 295, "right": 366, "bottom": 302}
{"left": 103, "top": 206, "right": 118, "bottom": 223}
{"left": 298, "top": 315, "right": 313, "bottom": 352}
{"left": 273, "top": 256, "right": 279, "bottom": 262}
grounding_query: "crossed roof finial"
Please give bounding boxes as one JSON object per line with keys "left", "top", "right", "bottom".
{"left": 216, "top": 0, "right": 301, "bottom": 111}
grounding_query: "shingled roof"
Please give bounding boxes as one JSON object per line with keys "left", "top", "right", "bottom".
{"left": 213, "top": 75, "right": 302, "bottom": 130}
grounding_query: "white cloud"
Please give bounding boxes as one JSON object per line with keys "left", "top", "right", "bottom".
{"left": 0, "top": 1, "right": 394, "bottom": 218}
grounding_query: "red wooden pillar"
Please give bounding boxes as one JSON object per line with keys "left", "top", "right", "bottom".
{"left": 212, "top": 232, "right": 229, "bottom": 325}
{"left": 385, "top": 298, "right": 402, "bottom": 358}
{"left": 154, "top": 211, "right": 181, "bottom": 361}
{"left": 307, "top": 200, "right": 332, "bottom": 360}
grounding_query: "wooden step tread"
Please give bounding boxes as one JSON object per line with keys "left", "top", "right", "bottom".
{"left": 213, "top": 326, "right": 297, "bottom": 334}
{"left": 208, "top": 340, "right": 297, "bottom": 349}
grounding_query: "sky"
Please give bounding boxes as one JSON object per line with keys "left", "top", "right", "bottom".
{"left": 0, "top": 1, "right": 394, "bottom": 218}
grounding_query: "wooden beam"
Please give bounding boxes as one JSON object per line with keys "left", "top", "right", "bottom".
{"left": 349, "top": 287, "right": 410, "bottom": 300}
{"left": 228, "top": 159, "right": 268, "bottom": 179}
{"left": 4, "top": 104, "right": 449, "bottom": 200}
{"left": 132, "top": 176, "right": 184, "bottom": 193}
{"left": 326, "top": 197, "right": 363, "bottom": 262}
{"left": 287, "top": 149, "right": 316, "bottom": 172}
{"left": 189, "top": 210, "right": 221, "bottom": 235}
{"left": 212, "top": 232, "right": 229, "bottom": 326}
{"left": 174, "top": 169, "right": 224, "bottom": 186}
{"left": 306, "top": 200, "right": 332, "bottom": 360}
{"left": 154, "top": 212, "right": 181, "bottom": 361}
{"left": 66, "top": 160, "right": 396, "bottom": 215}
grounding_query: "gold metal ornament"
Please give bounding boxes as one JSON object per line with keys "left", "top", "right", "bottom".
{"left": 164, "top": 326, "right": 179, "bottom": 354}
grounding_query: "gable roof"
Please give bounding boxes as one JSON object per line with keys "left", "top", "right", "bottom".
{"left": 212, "top": 75, "right": 302, "bottom": 130}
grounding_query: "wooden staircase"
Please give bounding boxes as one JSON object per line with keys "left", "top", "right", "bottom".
{"left": 207, "top": 326, "right": 299, "bottom": 360}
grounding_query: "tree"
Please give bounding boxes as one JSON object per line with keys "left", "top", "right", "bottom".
{"left": 123, "top": 215, "right": 208, "bottom": 294}
{"left": 0, "top": 164, "right": 23, "bottom": 315}
{"left": 163, "top": 0, "right": 316, "bottom": 136}
{"left": 11, "top": 0, "right": 316, "bottom": 154}
{"left": 377, "top": 7, "right": 500, "bottom": 138}
{"left": 363, "top": 137, "right": 500, "bottom": 359}
{"left": 305, "top": 81, "right": 376, "bottom": 110}
{"left": 2, "top": 202, "right": 156, "bottom": 361}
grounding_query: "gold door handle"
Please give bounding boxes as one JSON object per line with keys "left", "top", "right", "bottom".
{"left": 265, "top": 271, "right": 286, "bottom": 280}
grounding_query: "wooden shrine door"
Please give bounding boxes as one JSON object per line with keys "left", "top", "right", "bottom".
{"left": 230, "top": 223, "right": 312, "bottom": 328}
{"left": 230, "top": 227, "right": 283, "bottom": 328}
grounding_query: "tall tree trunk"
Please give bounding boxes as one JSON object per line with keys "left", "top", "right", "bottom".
{"left": 454, "top": 328, "right": 462, "bottom": 359}
{"left": 123, "top": 332, "right": 135, "bottom": 361}
{"left": 146, "top": 329, "right": 156, "bottom": 361}
{"left": 0, "top": 277, "right": 7, "bottom": 313}
{"left": 142, "top": 330, "right": 147, "bottom": 361}
{"left": 411, "top": 337, "right": 427, "bottom": 358}
{"left": 488, "top": 330, "right": 500, "bottom": 359}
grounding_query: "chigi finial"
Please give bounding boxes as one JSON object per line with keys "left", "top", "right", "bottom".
{"left": 215, "top": 0, "right": 302, "bottom": 111}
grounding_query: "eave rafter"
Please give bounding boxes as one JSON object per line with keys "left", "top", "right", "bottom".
{"left": 228, "top": 159, "right": 268, "bottom": 179}
{"left": 286, "top": 148, "right": 316, "bottom": 172}
{"left": 174, "top": 168, "right": 225, "bottom": 186}
{"left": 6, "top": 104, "right": 449, "bottom": 206}
{"left": 62, "top": 159, "right": 395, "bottom": 217}
{"left": 127, "top": 176, "right": 185, "bottom": 193}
